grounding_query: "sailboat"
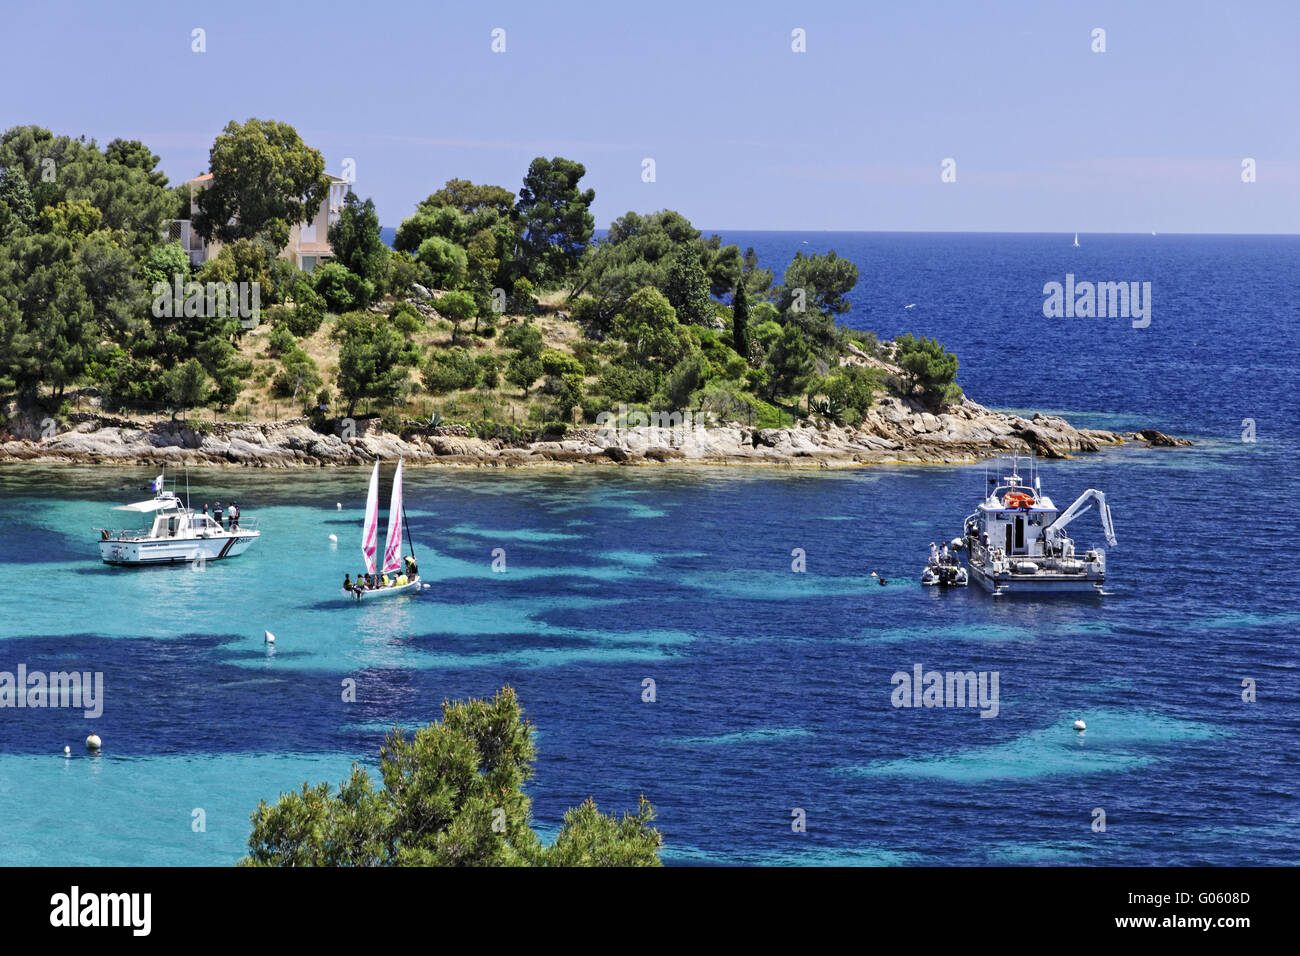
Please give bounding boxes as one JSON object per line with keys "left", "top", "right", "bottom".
{"left": 1072, "top": 233, "right": 1079, "bottom": 247}
{"left": 346, "top": 458, "right": 422, "bottom": 601}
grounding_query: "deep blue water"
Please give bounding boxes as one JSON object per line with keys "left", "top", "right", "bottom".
{"left": 2, "top": 233, "right": 1296, "bottom": 866}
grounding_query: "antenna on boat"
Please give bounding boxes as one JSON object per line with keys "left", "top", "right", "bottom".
{"left": 185, "top": 467, "right": 191, "bottom": 510}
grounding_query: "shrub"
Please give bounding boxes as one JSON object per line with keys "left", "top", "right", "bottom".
{"left": 892, "top": 333, "right": 959, "bottom": 408}
{"left": 389, "top": 301, "right": 423, "bottom": 336}
{"left": 266, "top": 323, "right": 297, "bottom": 357}
{"left": 313, "top": 262, "right": 374, "bottom": 313}
{"left": 423, "top": 347, "right": 481, "bottom": 394}
{"left": 272, "top": 348, "right": 322, "bottom": 399}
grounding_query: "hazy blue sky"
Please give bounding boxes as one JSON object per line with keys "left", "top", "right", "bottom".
{"left": 3, "top": 0, "right": 1297, "bottom": 233}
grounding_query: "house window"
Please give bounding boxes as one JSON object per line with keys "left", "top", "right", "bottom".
{"left": 302, "top": 221, "right": 317, "bottom": 244}
{"left": 300, "top": 255, "right": 318, "bottom": 273}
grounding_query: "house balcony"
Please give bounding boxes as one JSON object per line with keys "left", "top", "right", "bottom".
{"left": 162, "top": 220, "right": 207, "bottom": 266}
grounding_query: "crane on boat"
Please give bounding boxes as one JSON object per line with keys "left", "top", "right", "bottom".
{"left": 1043, "top": 489, "right": 1117, "bottom": 551}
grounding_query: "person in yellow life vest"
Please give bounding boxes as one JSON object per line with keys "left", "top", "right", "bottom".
{"left": 381, "top": 573, "right": 390, "bottom": 587}
{"left": 395, "top": 573, "right": 408, "bottom": 586}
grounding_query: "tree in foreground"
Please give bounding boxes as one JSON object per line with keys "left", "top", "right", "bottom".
{"left": 240, "top": 687, "right": 662, "bottom": 867}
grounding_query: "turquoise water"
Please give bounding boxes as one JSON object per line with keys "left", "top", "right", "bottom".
{"left": 2, "top": 232, "right": 1298, "bottom": 866}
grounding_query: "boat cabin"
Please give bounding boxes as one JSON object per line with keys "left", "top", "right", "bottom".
{"left": 968, "top": 461, "right": 1059, "bottom": 559}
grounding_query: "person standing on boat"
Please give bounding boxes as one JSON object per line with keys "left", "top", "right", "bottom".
{"left": 404, "top": 554, "right": 418, "bottom": 578}
{"left": 229, "top": 501, "right": 240, "bottom": 530}
{"left": 213, "top": 501, "right": 223, "bottom": 529}
{"left": 940, "top": 542, "right": 950, "bottom": 564}
{"left": 929, "top": 542, "right": 939, "bottom": 566}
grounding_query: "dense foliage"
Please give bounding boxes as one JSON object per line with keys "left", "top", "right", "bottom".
{"left": 0, "top": 119, "right": 963, "bottom": 429}
{"left": 241, "top": 687, "right": 662, "bottom": 867}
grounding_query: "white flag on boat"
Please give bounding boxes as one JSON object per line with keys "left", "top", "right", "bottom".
{"left": 151, "top": 474, "right": 164, "bottom": 493}
{"left": 382, "top": 458, "right": 404, "bottom": 574}
{"left": 361, "top": 460, "right": 380, "bottom": 574}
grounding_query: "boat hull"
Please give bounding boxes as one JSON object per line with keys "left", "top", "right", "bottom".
{"left": 99, "top": 532, "right": 259, "bottom": 566}
{"left": 345, "top": 576, "right": 422, "bottom": 601}
{"left": 966, "top": 558, "right": 1103, "bottom": 595}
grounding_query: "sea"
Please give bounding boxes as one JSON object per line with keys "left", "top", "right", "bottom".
{"left": 0, "top": 232, "right": 1296, "bottom": 866}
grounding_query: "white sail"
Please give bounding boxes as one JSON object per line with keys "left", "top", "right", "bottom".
{"left": 362, "top": 460, "right": 380, "bottom": 574}
{"left": 382, "top": 459, "right": 405, "bottom": 574}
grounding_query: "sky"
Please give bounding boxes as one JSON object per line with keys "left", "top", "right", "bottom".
{"left": 2, "top": 0, "right": 1297, "bottom": 233}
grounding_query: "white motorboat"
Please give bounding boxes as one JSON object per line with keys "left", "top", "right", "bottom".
{"left": 97, "top": 474, "right": 259, "bottom": 566}
{"left": 921, "top": 554, "right": 968, "bottom": 587}
{"left": 957, "top": 455, "right": 1115, "bottom": 596}
{"left": 343, "top": 458, "right": 423, "bottom": 601}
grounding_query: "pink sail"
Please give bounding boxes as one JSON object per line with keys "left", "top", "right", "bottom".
{"left": 381, "top": 458, "right": 404, "bottom": 574}
{"left": 361, "top": 460, "right": 380, "bottom": 574}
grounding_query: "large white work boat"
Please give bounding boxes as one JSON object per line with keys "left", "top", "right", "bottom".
{"left": 958, "top": 455, "right": 1116, "bottom": 596}
{"left": 97, "top": 475, "right": 259, "bottom": 566}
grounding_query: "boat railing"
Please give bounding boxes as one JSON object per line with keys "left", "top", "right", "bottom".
{"left": 97, "top": 527, "right": 154, "bottom": 541}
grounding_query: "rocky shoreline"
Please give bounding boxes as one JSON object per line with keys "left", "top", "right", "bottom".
{"left": 0, "top": 396, "right": 1192, "bottom": 469}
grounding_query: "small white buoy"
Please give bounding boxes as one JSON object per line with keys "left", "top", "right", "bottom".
{"left": 1073, "top": 719, "right": 1086, "bottom": 731}
{"left": 85, "top": 733, "right": 101, "bottom": 751}
{"left": 264, "top": 630, "right": 276, "bottom": 644}
{"left": 328, "top": 533, "right": 338, "bottom": 543}
{"left": 336, "top": 502, "right": 342, "bottom": 510}
{"left": 64, "top": 745, "right": 71, "bottom": 756}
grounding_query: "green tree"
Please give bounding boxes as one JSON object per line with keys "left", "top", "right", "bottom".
{"left": 731, "top": 280, "right": 750, "bottom": 362}
{"left": 438, "top": 289, "right": 477, "bottom": 344}
{"left": 611, "top": 287, "right": 687, "bottom": 366}
{"left": 893, "top": 333, "right": 960, "bottom": 408}
{"left": 665, "top": 246, "right": 712, "bottom": 325}
{"left": 0, "top": 126, "right": 176, "bottom": 257}
{"left": 193, "top": 118, "right": 328, "bottom": 250}
{"left": 333, "top": 311, "right": 421, "bottom": 416}
{"left": 825, "top": 364, "right": 879, "bottom": 423}
{"left": 516, "top": 157, "right": 595, "bottom": 285}
{"left": 0, "top": 166, "right": 36, "bottom": 239}
{"left": 503, "top": 320, "right": 545, "bottom": 396}
{"left": 160, "top": 357, "right": 209, "bottom": 417}
{"left": 313, "top": 260, "right": 373, "bottom": 312}
{"left": 328, "top": 192, "right": 388, "bottom": 287}
{"left": 416, "top": 236, "right": 468, "bottom": 290}
{"left": 574, "top": 209, "right": 741, "bottom": 327}
{"left": 423, "top": 346, "right": 480, "bottom": 394}
{"left": 765, "top": 323, "right": 817, "bottom": 400}
{"left": 240, "top": 687, "right": 662, "bottom": 867}
{"left": 775, "top": 250, "right": 859, "bottom": 317}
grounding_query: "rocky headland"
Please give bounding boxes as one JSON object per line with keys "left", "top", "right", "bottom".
{"left": 0, "top": 397, "right": 1191, "bottom": 469}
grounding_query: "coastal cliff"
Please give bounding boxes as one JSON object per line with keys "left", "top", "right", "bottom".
{"left": 0, "top": 398, "right": 1191, "bottom": 469}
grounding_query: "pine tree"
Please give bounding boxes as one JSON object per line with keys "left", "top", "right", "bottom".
{"left": 732, "top": 280, "right": 750, "bottom": 362}
{"left": 665, "top": 246, "right": 712, "bottom": 325}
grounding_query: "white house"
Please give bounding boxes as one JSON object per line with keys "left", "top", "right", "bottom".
{"left": 164, "top": 173, "right": 351, "bottom": 272}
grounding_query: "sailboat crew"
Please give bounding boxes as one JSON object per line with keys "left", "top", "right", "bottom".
{"left": 404, "top": 554, "right": 418, "bottom": 578}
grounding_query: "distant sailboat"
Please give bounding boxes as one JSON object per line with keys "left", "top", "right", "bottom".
{"left": 1073, "top": 233, "right": 1079, "bottom": 247}
{"left": 347, "top": 458, "right": 421, "bottom": 600}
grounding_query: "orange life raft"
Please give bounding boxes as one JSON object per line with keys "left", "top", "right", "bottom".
{"left": 1003, "top": 492, "right": 1035, "bottom": 509}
